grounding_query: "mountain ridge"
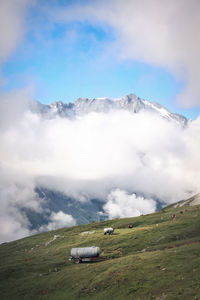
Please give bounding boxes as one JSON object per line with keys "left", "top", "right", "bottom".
{"left": 33, "top": 93, "right": 187, "bottom": 126}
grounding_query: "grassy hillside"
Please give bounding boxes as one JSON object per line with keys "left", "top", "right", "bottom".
{"left": 0, "top": 201, "right": 200, "bottom": 300}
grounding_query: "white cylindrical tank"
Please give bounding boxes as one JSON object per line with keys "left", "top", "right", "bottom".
{"left": 71, "top": 246, "right": 100, "bottom": 258}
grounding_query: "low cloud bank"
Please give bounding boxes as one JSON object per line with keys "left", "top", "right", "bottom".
{"left": 39, "top": 211, "right": 76, "bottom": 232}
{"left": 103, "top": 189, "right": 156, "bottom": 219}
{"left": 0, "top": 96, "right": 200, "bottom": 242}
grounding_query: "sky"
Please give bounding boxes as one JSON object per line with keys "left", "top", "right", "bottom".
{"left": 0, "top": 0, "right": 200, "bottom": 119}
{"left": 0, "top": 0, "right": 200, "bottom": 243}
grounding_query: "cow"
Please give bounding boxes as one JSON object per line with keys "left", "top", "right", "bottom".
{"left": 172, "top": 214, "right": 176, "bottom": 221}
{"left": 104, "top": 228, "right": 114, "bottom": 235}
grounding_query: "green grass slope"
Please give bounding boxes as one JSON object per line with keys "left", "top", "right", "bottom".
{"left": 0, "top": 202, "right": 200, "bottom": 300}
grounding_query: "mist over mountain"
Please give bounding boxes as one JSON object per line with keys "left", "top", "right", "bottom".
{"left": 0, "top": 93, "right": 199, "bottom": 243}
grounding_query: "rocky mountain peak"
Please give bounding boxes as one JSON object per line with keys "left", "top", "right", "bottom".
{"left": 33, "top": 93, "right": 188, "bottom": 126}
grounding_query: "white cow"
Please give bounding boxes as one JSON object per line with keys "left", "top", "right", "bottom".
{"left": 104, "top": 227, "right": 114, "bottom": 235}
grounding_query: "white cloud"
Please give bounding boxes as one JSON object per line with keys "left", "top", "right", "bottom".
{"left": 0, "top": 87, "right": 34, "bottom": 129}
{"left": 1, "top": 0, "right": 200, "bottom": 243}
{"left": 0, "top": 0, "right": 33, "bottom": 97}
{"left": 103, "top": 189, "right": 156, "bottom": 219}
{"left": 0, "top": 164, "right": 43, "bottom": 243}
{"left": 39, "top": 211, "right": 76, "bottom": 232}
{"left": 0, "top": 0, "right": 31, "bottom": 63}
{"left": 0, "top": 97, "right": 200, "bottom": 242}
{"left": 0, "top": 214, "right": 31, "bottom": 244}
{"left": 50, "top": 0, "right": 200, "bottom": 107}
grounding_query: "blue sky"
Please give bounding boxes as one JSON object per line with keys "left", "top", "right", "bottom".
{"left": 1, "top": 0, "right": 200, "bottom": 119}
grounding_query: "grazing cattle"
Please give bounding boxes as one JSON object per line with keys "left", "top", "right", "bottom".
{"left": 172, "top": 214, "right": 176, "bottom": 221}
{"left": 180, "top": 211, "right": 184, "bottom": 214}
{"left": 128, "top": 225, "right": 133, "bottom": 228}
{"left": 104, "top": 228, "right": 114, "bottom": 235}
